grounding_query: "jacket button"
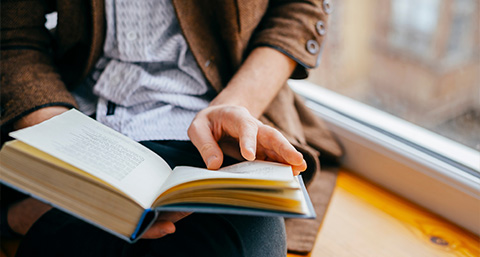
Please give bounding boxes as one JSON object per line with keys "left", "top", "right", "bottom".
{"left": 306, "top": 40, "right": 319, "bottom": 54}
{"left": 323, "top": 0, "right": 333, "bottom": 14}
{"left": 316, "top": 20, "right": 326, "bottom": 36}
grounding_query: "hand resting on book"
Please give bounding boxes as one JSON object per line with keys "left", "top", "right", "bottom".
{"left": 188, "top": 47, "right": 307, "bottom": 174}
{"left": 188, "top": 105, "right": 307, "bottom": 174}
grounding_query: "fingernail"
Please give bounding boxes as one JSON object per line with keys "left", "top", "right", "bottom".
{"left": 207, "top": 155, "right": 217, "bottom": 167}
{"left": 163, "top": 224, "right": 176, "bottom": 235}
{"left": 247, "top": 147, "right": 256, "bottom": 160}
{"left": 158, "top": 230, "right": 173, "bottom": 237}
{"left": 164, "top": 229, "right": 174, "bottom": 235}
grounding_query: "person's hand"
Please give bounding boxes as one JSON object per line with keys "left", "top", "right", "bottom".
{"left": 141, "top": 211, "right": 191, "bottom": 239}
{"left": 13, "top": 106, "right": 70, "bottom": 130}
{"left": 6, "top": 107, "right": 70, "bottom": 236}
{"left": 188, "top": 105, "right": 307, "bottom": 175}
{"left": 7, "top": 198, "right": 53, "bottom": 236}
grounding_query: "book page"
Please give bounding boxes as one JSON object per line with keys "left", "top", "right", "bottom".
{"left": 158, "top": 161, "right": 295, "bottom": 196}
{"left": 10, "top": 109, "right": 172, "bottom": 208}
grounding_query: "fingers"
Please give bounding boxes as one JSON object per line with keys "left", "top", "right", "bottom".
{"left": 257, "top": 125, "right": 305, "bottom": 166}
{"left": 218, "top": 138, "right": 243, "bottom": 160}
{"left": 188, "top": 116, "right": 224, "bottom": 170}
{"left": 189, "top": 106, "right": 258, "bottom": 169}
{"left": 189, "top": 105, "right": 306, "bottom": 174}
{"left": 141, "top": 212, "right": 192, "bottom": 239}
{"left": 213, "top": 106, "right": 258, "bottom": 161}
{"left": 158, "top": 211, "right": 192, "bottom": 223}
{"left": 237, "top": 119, "right": 258, "bottom": 161}
{"left": 141, "top": 220, "right": 175, "bottom": 239}
{"left": 291, "top": 160, "right": 307, "bottom": 176}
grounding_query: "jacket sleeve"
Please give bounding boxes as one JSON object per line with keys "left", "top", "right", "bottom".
{"left": 1, "top": 0, "right": 77, "bottom": 130}
{"left": 250, "top": 0, "right": 331, "bottom": 79}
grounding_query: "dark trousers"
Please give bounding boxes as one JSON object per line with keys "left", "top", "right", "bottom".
{"left": 14, "top": 141, "right": 287, "bottom": 257}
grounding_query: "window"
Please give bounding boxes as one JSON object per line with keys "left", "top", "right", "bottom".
{"left": 308, "top": 0, "right": 479, "bottom": 151}
{"left": 389, "top": 0, "right": 440, "bottom": 58}
{"left": 446, "top": 0, "right": 477, "bottom": 63}
{"left": 294, "top": 0, "right": 480, "bottom": 234}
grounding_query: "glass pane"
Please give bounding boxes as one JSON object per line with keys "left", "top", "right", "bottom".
{"left": 309, "top": 0, "right": 480, "bottom": 150}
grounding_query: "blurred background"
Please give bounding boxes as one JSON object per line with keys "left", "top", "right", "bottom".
{"left": 308, "top": 0, "right": 480, "bottom": 150}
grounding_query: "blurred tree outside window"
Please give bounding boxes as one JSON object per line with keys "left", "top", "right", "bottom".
{"left": 308, "top": 0, "right": 480, "bottom": 151}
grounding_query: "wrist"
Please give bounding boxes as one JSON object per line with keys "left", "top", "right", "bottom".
{"left": 210, "top": 47, "right": 296, "bottom": 118}
{"left": 13, "top": 106, "right": 70, "bottom": 130}
{"left": 7, "top": 198, "right": 52, "bottom": 236}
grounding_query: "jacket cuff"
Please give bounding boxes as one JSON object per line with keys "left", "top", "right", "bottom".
{"left": 1, "top": 49, "right": 78, "bottom": 130}
{"left": 250, "top": 0, "right": 331, "bottom": 79}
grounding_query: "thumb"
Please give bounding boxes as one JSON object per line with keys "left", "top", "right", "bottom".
{"left": 141, "top": 221, "right": 175, "bottom": 239}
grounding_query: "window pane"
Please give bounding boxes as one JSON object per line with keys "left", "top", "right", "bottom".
{"left": 309, "top": 0, "right": 480, "bottom": 150}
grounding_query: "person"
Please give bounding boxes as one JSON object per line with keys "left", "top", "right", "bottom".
{"left": 1, "top": 0, "right": 341, "bottom": 256}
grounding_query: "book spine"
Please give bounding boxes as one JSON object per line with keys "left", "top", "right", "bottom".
{"left": 130, "top": 208, "right": 158, "bottom": 242}
{"left": 298, "top": 175, "right": 317, "bottom": 219}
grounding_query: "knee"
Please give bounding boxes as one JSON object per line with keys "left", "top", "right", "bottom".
{"left": 227, "top": 215, "right": 287, "bottom": 257}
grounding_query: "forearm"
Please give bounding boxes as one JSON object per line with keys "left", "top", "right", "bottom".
{"left": 188, "top": 47, "right": 305, "bottom": 171}
{"left": 210, "top": 47, "right": 297, "bottom": 118}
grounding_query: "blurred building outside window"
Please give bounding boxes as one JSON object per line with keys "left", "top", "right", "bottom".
{"left": 308, "top": 0, "right": 480, "bottom": 153}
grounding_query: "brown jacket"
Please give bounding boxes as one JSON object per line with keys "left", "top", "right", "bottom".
{"left": 1, "top": 0, "right": 342, "bottom": 253}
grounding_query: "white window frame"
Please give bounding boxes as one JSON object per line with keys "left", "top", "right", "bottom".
{"left": 289, "top": 79, "right": 480, "bottom": 235}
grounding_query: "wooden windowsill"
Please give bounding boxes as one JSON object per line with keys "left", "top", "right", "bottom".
{"left": 2, "top": 168, "right": 478, "bottom": 257}
{"left": 288, "top": 168, "right": 479, "bottom": 257}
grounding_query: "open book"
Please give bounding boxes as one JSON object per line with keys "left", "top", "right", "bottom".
{"left": 0, "top": 109, "right": 315, "bottom": 242}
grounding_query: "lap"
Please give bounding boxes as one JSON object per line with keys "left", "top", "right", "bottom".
{"left": 16, "top": 209, "right": 286, "bottom": 257}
